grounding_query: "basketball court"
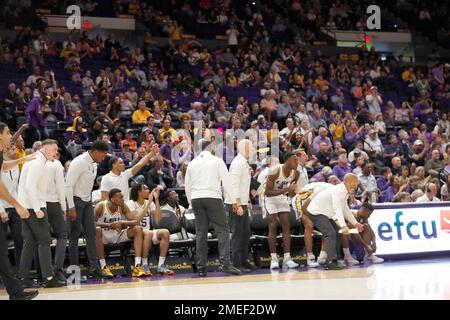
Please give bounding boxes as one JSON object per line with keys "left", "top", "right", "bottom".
{"left": 2, "top": 257, "right": 449, "bottom": 300}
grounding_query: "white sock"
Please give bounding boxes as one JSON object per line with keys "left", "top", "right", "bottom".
{"left": 307, "top": 252, "right": 315, "bottom": 259}
{"left": 99, "top": 259, "right": 106, "bottom": 269}
{"left": 158, "top": 256, "right": 166, "bottom": 268}
{"left": 343, "top": 248, "right": 352, "bottom": 259}
{"left": 283, "top": 252, "right": 291, "bottom": 260}
{"left": 142, "top": 257, "right": 148, "bottom": 266}
{"left": 270, "top": 253, "right": 278, "bottom": 261}
{"left": 319, "top": 250, "right": 327, "bottom": 258}
{"left": 135, "top": 257, "right": 142, "bottom": 267}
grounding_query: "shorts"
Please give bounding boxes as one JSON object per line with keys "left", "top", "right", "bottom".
{"left": 102, "top": 229, "right": 131, "bottom": 245}
{"left": 291, "top": 189, "right": 314, "bottom": 219}
{"left": 264, "top": 196, "right": 291, "bottom": 215}
{"left": 143, "top": 228, "right": 163, "bottom": 245}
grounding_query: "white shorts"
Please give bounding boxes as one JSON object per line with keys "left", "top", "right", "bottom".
{"left": 102, "top": 229, "right": 131, "bottom": 245}
{"left": 264, "top": 196, "right": 291, "bottom": 215}
{"left": 143, "top": 228, "right": 162, "bottom": 245}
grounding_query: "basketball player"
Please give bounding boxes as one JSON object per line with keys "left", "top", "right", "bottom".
{"left": 348, "top": 201, "right": 384, "bottom": 264}
{"left": 127, "top": 183, "right": 173, "bottom": 276}
{"left": 262, "top": 151, "right": 300, "bottom": 270}
{"left": 95, "top": 188, "right": 148, "bottom": 278}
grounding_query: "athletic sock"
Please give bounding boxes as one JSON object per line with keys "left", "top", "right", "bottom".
{"left": 142, "top": 257, "right": 148, "bottom": 266}
{"left": 319, "top": 250, "right": 327, "bottom": 259}
{"left": 99, "top": 259, "right": 106, "bottom": 269}
{"left": 270, "top": 253, "right": 278, "bottom": 261}
{"left": 135, "top": 257, "right": 142, "bottom": 267}
{"left": 343, "top": 248, "right": 352, "bottom": 259}
{"left": 283, "top": 252, "right": 291, "bottom": 261}
{"left": 158, "top": 256, "right": 166, "bottom": 268}
{"left": 307, "top": 252, "right": 315, "bottom": 259}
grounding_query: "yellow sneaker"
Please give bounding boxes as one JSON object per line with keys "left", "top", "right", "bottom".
{"left": 102, "top": 266, "right": 114, "bottom": 278}
{"left": 132, "top": 265, "right": 145, "bottom": 277}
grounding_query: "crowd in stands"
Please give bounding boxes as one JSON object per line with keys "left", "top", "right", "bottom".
{"left": 0, "top": 1, "right": 449, "bottom": 207}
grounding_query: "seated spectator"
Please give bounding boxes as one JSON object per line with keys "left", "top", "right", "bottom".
{"left": 312, "top": 127, "right": 332, "bottom": 153}
{"left": 377, "top": 167, "right": 392, "bottom": 192}
{"left": 416, "top": 182, "right": 440, "bottom": 203}
{"left": 332, "top": 151, "right": 352, "bottom": 181}
{"left": 364, "top": 129, "right": 383, "bottom": 156}
{"left": 132, "top": 101, "right": 152, "bottom": 125}
{"left": 348, "top": 140, "right": 369, "bottom": 163}
{"left": 381, "top": 176, "right": 409, "bottom": 203}
{"left": 359, "top": 162, "right": 378, "bottom": 201}
{"left": 121, "top": 129, "right": 138, "bottom": 151}
{"left": 146, "top": 156, "right": 174, "bottom": 191}
{"left": 424, "top": 149, "right": 444, "bottom": 177}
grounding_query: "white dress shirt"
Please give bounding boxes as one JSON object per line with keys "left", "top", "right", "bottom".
{"left": 225, "top": 153, "right": 251, "bottom": 205}
{"left": 296, "top": 164, "right": 309, "bottom": 189}
{"left": 65, "top": 151, "right": 97, "bottom": 209}
{"left": 307, "top": 183, "right": 358, "bottom": 228}
{"left": 46, "top": 159, "right": 67, "bottom": 210}
{"left": 101, "top": 169, "right": 133, "bottom": 202}
{"left": 416, "top": 194, "right": 440, "bottom": 203}
{"left": 185, "top": 151, "right": 235, "bottom": 205}
{"left": 18, "top": 152, "right": 49, "bottom": 212}
{"left": 0, "top": 165, "right": 20, "bottom": 211}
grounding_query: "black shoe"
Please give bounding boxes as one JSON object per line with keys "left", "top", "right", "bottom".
{"left": 55, "top": 270, "right": 67, "bottom": 284}
{"left": 10, "top": 290, "right": 39, "bottom": 300}
{"left": 243, "top": 260, "right": 258, "bottom": 271}
{"left": 21, "top": 278, "right": 41, "bottom": 289}
{"left": 89, "top": 267, "right": 113, "bottom": 279}
{"left": 238, "top": 266, "right": 252, "bottom": 273}
{"left": 42, "top": 277, "right": 66, "bottom": 288}
{"left": 198, "top": 269, "right": 207, "bottom": 277}
{"left": 325, "top": 261, "right": 346, "bottom": 270}
{"left": 218, "top": 264, "right": 242, "bottom": 275}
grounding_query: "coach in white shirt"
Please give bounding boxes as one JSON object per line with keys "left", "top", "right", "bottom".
{"left": 17, "top": 139, "right": 65, "bottom": 288}
{"left": 65, "top": 141, "right": 109, "bottom": 278}
{"left": 416, "top": 183, "right": 440, "bottom": 203}
{"left": 307, "top": 173, "right": 364, "bottom": 270}
{"left": 296, "top": 148, "right": 309, "bottom": 188}
{"left": 45, "top": 152, "right": 68, "bottom": 282}
{"left": 100, "top": 151, "right": 153, "bottom": 202}
{"left": 0, "top": 147, "right": 22, "bottom": 267}
{"left": 185, "top": 139, "right": 241, "bottom": 277}
{"left": 224, "top": 139, "right": 256, "bottom": 272}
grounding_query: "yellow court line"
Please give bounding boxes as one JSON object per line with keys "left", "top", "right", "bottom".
{"left": 0, "top": 268, "right": 375, "bottom": 296}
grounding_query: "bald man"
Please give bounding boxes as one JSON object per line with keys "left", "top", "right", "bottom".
{"left": 225, "top": 139, "right": 256, "bottom": 272}
{"left": 307, "top": 173, "right": 364, "bottom": 270}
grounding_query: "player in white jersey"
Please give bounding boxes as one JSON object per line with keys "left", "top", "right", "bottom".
{"left": 291, "top": 182, "right": 330, "bottom": 267}
{"left": 263, "top": 152, "right": 300, "bottom": 270}
{"left": 127, "top": 183, "right": 173, "bottom": 276}
{"left": 94, "top": 189, "right": 148, "bottom": 278}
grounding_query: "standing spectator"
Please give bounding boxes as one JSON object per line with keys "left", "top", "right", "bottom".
{"left": 25, "top": 93, "right": 50, "bottom": 142}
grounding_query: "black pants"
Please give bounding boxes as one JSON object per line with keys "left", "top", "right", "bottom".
{"left": 308, "top": 212, "right": 342, "bottom": 261}
{"left": 19, "top": 208, "right": 54, "bottom": 279}
{"left": 47, "top": 202, "right": 68, "bottom": 272}
{"left": 191, "top": 198, "right": 231, "bottom": 270}
{"left": 227, "top": 205, "right": 250, "bottom": 267}
{"left": 1, "top": 208, "right": 23, "bottom": 267}
{"left": 68, "top": 197, "right": 98, "bottom": 268}
{"left": 0, "top": 213, "right": 23, "bottom": 296}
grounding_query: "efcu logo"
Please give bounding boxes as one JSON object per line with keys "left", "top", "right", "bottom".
{"left": 440, "top": 210, "right": 450, "bottom": 233}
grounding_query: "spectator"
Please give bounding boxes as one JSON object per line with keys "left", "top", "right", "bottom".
{"left": 132, "top": 101, "right": 152, "bottom": 125}
{"left": 332, "top": 151, "right": 352, "bottom": 181}
{"left": 416, "top": 183, "right": 440, "bottom": 203}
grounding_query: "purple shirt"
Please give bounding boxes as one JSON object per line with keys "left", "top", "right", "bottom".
{"left": 377, "top": 177, "right": 390, "bottom": 192}
{"left": 312, "top": 136, "right": 332, "bottom": 152}
{"left": 332, "top": 164, "right": 352, "bottom": 181}
{"left": 25, "top": 97, "right": 45, "bottom": 129}
{"left": 380, "top": 186, "right": 396, "bottom": 203}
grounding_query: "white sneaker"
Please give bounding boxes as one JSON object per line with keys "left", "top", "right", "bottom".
{"left": 282, "top": 258, "right": 299, "bottom": 269}
{"left": 344, "top": 256, "right": 360, "bottom": 266}
{"left": 317, "top": 255, "right": 327, "bottom": 265}
{"left": 270, "top": 259, "right": 280, "bottom": 270}
{"left": 369, "top": 255, "right": 384, "bottom": 264}
{"left": 307, "top": 256, "right": 319, "bottom": 268}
